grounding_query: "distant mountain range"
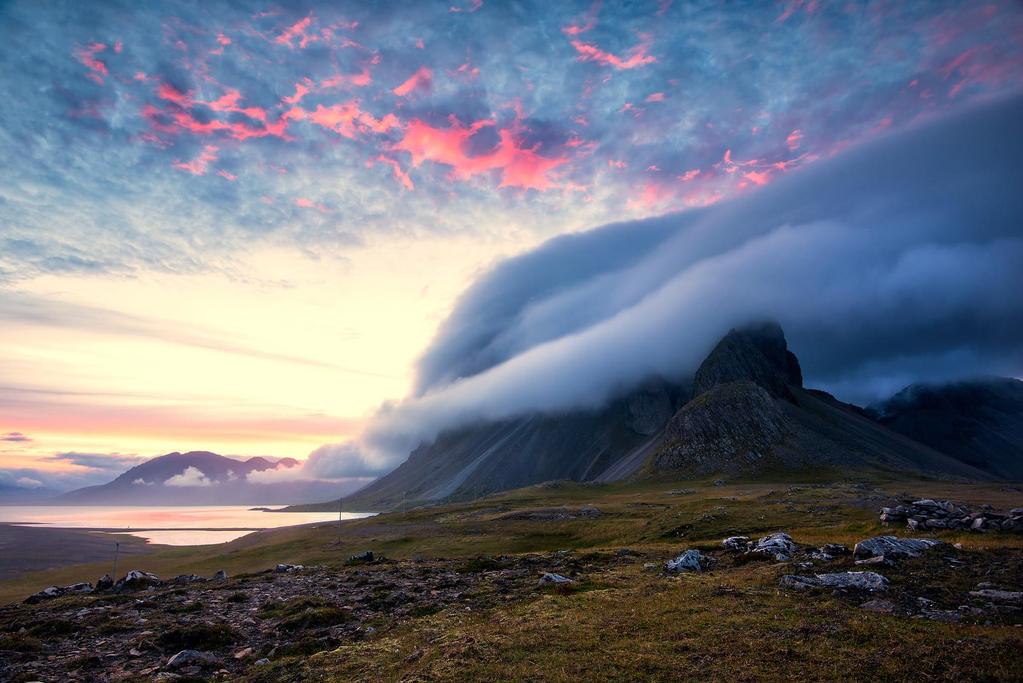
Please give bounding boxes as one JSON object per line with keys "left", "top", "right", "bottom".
{"left": 290, "top": 322, "right": 1021, "bottom": 512}
{"left": 49, "top": 451, "right": 357, "bottom": 506}
{"left": 26, "top": 324, "right": 1023, "bottom": 510}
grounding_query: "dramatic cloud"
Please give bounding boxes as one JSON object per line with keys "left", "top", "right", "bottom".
{"left": 164, "top": 466, "right": 214, "bottom": 487}
{"left": 247, "top": 441, "right": 385, "bottom": 483}
{"left": 318, "top": 94, "right": 1023, "bottom": 472}
{"left": 3, "top": 1, "right": 1021, "bottom": 284}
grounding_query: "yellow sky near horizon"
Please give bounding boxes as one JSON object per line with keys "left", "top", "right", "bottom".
{"left": 0, "top": 232, "right": 535, "bottom": 470}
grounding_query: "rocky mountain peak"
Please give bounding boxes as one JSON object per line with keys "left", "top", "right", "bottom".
{"left": 692, "top": 321, "right": 802, "bottom": 399}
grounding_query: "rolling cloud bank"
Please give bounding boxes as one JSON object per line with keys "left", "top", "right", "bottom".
{"left": 297, "top": 93, "right": 1023, "bottom": 479}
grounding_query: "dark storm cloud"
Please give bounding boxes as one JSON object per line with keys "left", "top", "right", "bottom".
{"left": 352, "top": 94, "right": 1023, "bottom": 467}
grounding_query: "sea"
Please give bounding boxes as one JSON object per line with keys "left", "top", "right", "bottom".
{"left": 0, "top": 505, "right": 375, "bottom": 545}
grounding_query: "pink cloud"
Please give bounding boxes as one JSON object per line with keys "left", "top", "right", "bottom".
{"left": 562, "top": 1, "right": 600, "bottom": 36}
{"left": 678, "top": 168, "right": 700, "bottom": 182}
{"left": 74, "top": 42, "right": 109, "bottom": 84}
{"left": 743, "top": 169, "right": 772, "bottom": 186}
{"left": 570, "top": 38, "right": 656, "bottom": 70}
{"left": 645, "top": 92, "right": 665, "bottom": 103}
{"left": 283, "top": 80, "right": 312, "bottom": 105}
{"left": 217, "top": 169, "right": 237, "bottom": 181}
{"left": 449, "top": 0, "right": 483, "bottom": 13}
{"left": 293, "top": 102, "right": 399, "bottom": 139}
{"left": 393, "top": 67, "right": 433, "bottom": 97}
{"left": 786, "top": 128, "right": 804, "bottom": 150}
{"left": 608, "top": 159, "right": 627, "bottom": 169}
{"left": 172, "top": 144, "right": 219, "bottom": 175}
{"left": 375, "top": 154, "right": 415, "bottom": 190}
{"left": 276, "top": 15, "right": 318, "bottom": 48}
{"left": 394, "top": 115, "right": 568, "bottom": 190}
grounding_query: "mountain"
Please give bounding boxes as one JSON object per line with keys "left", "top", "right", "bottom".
{"left": 54, "top": 451, "right": 356, "bottom": 505}
{"left": 867, "top": 378, "right": 1023, "bottom": 479}
{"left": 339, "top": 378, "right": 690, "bottom": 510}
{"left": 326, "top": 322, "right": 997, "bottom": 512}
{"left": 651, "top": 323, "right": 986, "bottom": 479}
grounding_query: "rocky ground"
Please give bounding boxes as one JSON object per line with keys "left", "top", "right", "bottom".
{"left": 1, "top": 483, "right": 1021, "bottom": 681}
{"left": 0, "top": 551, "right": 622, "bottom": 682}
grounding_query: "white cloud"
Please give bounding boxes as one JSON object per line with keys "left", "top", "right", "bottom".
{"left": 164, "top": 466, "right": 213, "bottom": 487}
{"left": 15, "top": 476, "right": 43, "bottom": 489}
{"left": 346, "top": 95, "right": 1023, "bottom": 472}
{"left": 132, "top": 478, "right": 153, "bottom": 486}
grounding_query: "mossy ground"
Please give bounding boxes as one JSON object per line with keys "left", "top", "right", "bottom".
{"left": 2, "top": 473, "right": 1022, "bottom": 680}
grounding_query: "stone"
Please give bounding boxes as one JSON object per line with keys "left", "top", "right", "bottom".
{"left": 538, "top": 572, "right": 573, "bottom": 585}
{"left": 348, "top": 551, "right": 374, "bottom": 564}
{"left": 753, "top": 532, "right": 797, "bottom": 560}
{"left": 24, "top": 586, "right": 63, "bottom": 604}
{"left": 95, "top": 574, "right": 114, "bottom": 591}
{"left": 275, "top": 563, "right": 303, "bottom": 573}
{"left": 860, "top": 598, "right": 897, "bottom": 613}
{"left": 781, "top": 571, "right": 888, "bottom": 591}
{"left": 815, "top": 571, "right": 889, "bottom": 591}
{"left": 166, "top": 650, "right": 220, "bottom": 669}
{"left": 722, "top": 536, "right": 751, "bottom": 552}
{"left": 852, "top": 536, "right": 942, "bottom": 560}
{"left": 665, "top": 549, "right": 711, "bottom": 572}
{"left": 233, "top": 647, "right": 253, "bottom": 660}
{"left": 578, "top": 505, "right": 602, "bottom": 517}
{"left": 969, "top": 589, "right": 1023, "bottom": 606}
{"left": 713, "top": 479, "right": 726, "bottom": 486}
{"left": 213, "top": 570, "right": 228, "bottom": 581}
{"left": 117, "top": 569, "right": 161, "bottom": 590}
{"left": 254, "top": 658, "right": 271, "bottom": 666}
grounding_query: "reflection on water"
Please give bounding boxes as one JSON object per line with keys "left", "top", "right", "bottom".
{"left": 0, "top": 505, "right": 375, "bottom": 546}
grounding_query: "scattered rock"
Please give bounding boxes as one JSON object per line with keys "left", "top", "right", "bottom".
{"left": 879, "top": 499, "right": 1023, "bottom": 534}
{"left": 860, "top": 598, "right": 897, "bottom": 613}
{"left": 538, "top": 572, "right": 573, "bottom": 585}
{"left": 853, "top": 536, "right": 942, "bottom": 561}
{"left": 753, "top": 532, "right": 797, "bottom": 561}
{"left": 95, "top": 574, "right": 114, "bottom": 591}
{"left": 578, "top": 505, "right": 602, "bottom": 518}
{"left": 713, "top": 479, "right": 726, "bottom": 487}
{"left": 722, "top": 536, "right": 751, "bottom": 552}
{"left": 275, "top": 564, "right": 303, "bottom": 573}
{"left": 666, "top": 488, "right": 696, "bottom": 495}
{"left": 117, "top": 569, "right": 161, "bottom": 590}
{"left": 780, "top": 571, "right": 888, "bottom": 591}
{"left": 969, "top": 589, "right": 1023, "bottom": 606}
{"left": 213, "top": 570, "right": 229, "bottom": 581}
{"left": 24, "top": 586, "right": 64, "bottom": 604}
{"left": 254, "top": 658, "right": 271, "bottom": 666}
{"left": 666, "top": 549, "right": 712, "bottom": 572}
{"left": 348, "top": 551, "right": 375, "bottom": 564}
{"left": 233, "top": 647, "right": 253, "bottom": 660}
{"left": 166, "top": 649, "right": 220, "bottom": 669}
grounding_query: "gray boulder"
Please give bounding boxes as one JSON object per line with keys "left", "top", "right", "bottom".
{"left": 781, "top": 571, "right": 888, "bottom": 591}
{"left": 212, "top": 569, "right": 228, "bottom": 581}
{"left": 117, "top": 569, "right": 161, "bottom": 590}
{"left": 969, "top": 589, "right": 1023, "bottom": 606}
{"left": 666, "top": 549, "right": 712, "bottom": 572}
{"left": 753, "top": 532, "right": 797, "bottom": 560}
{"left": 722, "top": 536, "right": 751, "bottom": 552}
{"left": 538, "top": 572, "right": 573, "bottom": 585}
{"left": 166, "top": 650, "right": 220, "bottom": 669}
{"left": 853, "top": 536, "right": 942, "bottom": 560}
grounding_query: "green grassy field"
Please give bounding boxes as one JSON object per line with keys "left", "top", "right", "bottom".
{"left": 3, "top": 473, "right": 1022, "bottom": 681}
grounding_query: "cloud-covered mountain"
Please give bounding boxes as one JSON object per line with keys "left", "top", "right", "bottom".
{"left": 869, "top": 378, "right": 1023, "bottom": 480}
{"left": 300, "top": 93, "right": 1023, "bottom": 481}
{"left": 54, "top": 451, "right": 368, "bottom": 505}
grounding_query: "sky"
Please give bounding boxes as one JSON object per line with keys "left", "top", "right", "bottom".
{"left": 2, "top": 0, "right": 1022, "bottom": 493}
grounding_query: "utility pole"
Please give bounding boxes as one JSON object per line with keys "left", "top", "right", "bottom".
{"left": 112, "top": 541, "right": 120, "bottom": 580}
{"left": 337, "top": 495, "right": 343, "bottom": 546}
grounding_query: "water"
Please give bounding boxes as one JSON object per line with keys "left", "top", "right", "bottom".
{"left": 0, "top": 505, "right": 375, "bottom": 545}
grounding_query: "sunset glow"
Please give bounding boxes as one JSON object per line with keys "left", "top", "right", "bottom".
{"left": 2, "top": 0, "right": 1023, "bottom": 493}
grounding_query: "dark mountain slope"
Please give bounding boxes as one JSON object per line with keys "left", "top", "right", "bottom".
{"left": 868, "top": 378, "right": 1023, "bottom": 479}
{"left": 343, "top": 379, "right": 687, "bottom": 510}
{"left": 651, "top": 324, "right": 988, "bottom": 479}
